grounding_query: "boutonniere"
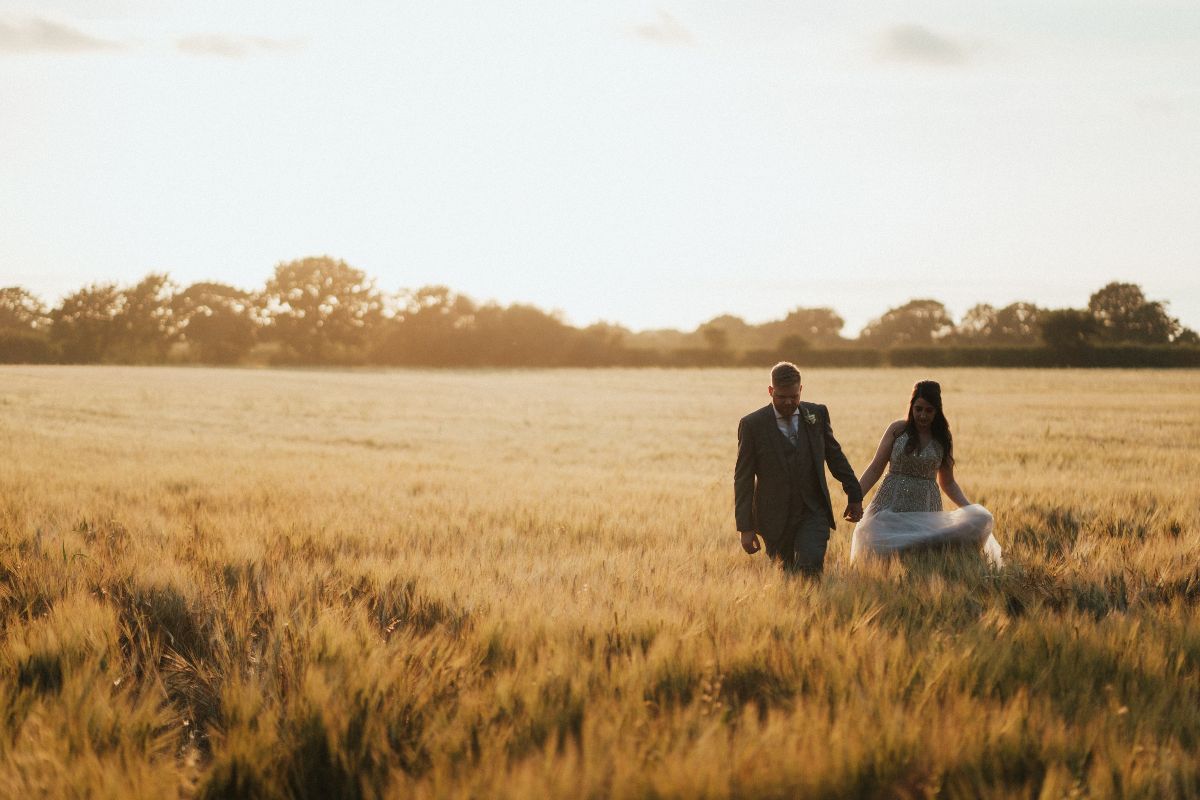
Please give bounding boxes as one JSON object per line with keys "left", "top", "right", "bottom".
{"left": 803, "top": 410, "right": 817, "bottom": 426}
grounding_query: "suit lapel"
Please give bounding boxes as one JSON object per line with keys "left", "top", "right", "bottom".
{"left": 800, "top": 403, "right": 823, "bottom": 467}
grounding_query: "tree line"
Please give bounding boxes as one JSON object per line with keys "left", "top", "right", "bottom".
{"left": 1, "top": 256, "right": 1196, "bottom": 367}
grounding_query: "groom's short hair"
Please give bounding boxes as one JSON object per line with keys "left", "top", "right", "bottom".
{"left": 770, "top": 361, "right": 801, "bottom": 387}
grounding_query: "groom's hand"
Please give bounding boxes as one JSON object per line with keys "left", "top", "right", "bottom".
{"left": 843, "top": 502, "right": 863, "bottom": 523}
{"left": 739, "top": 530, "right": 761, "bottom": 555}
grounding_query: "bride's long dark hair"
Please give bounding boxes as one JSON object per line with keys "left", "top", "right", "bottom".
{"left": 903, "top": 380, "right": 954, "bottom": 465}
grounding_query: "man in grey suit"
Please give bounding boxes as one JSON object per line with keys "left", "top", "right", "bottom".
{"left": 735, "top": 362, "right": 863, "bottom": 576}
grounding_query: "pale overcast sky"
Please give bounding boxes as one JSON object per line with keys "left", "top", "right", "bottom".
{"left": 2, "top": 1, "right": 1198, "bottom": 335}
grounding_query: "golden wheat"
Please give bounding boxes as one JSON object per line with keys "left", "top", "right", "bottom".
{"left": 1, "top": 366, "right": 1198, "bottom": 798}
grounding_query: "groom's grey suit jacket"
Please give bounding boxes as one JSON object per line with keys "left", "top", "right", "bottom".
{"left": 734, "top": 402, "right": 862, "bottom": 546}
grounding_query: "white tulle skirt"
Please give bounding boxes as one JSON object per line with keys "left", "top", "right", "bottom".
{"left": 850, "top": 503, "right": 1002, "bottom": 566}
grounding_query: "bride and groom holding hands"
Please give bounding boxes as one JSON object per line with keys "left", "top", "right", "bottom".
{"left": 734, "top": 361, "right": 1000, "bottom": 576}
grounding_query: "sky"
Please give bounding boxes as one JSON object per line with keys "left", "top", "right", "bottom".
{"left": 2, "top": 1, "right": 1198, "bottom": 336}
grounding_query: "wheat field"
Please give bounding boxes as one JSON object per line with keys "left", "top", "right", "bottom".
{"left": 1, "top": 366, "right": 1198, "bottom": 798}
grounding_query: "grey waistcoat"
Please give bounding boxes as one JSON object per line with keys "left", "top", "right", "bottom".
{"left": 780, "top": 428, "right": 823, "bottom": 512}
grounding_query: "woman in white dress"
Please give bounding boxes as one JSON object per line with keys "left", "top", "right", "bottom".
{"left": 850, "top": 380, "right": 1001, "bottom": 564}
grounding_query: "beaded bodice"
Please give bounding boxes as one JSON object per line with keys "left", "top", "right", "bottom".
{"left": 888, "top": 431, "right": 942, "bottom": 480}
{"left": 868, "top": 431, "right": 944, "bottom": 513}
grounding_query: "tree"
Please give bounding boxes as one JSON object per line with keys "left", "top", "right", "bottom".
{"left": 566, "top": 322, "right": 632, "bottom": 366}
{"left": 473, "top": 303, "right": 573, "bottom": 366}
{"left": 954, "top": 302, "right": 1041, "bottom": 344}
{"left": 0, "top": 287, "right": 54, "bottom": 363}
{"left": 992, "top": 302, "right": 1042, "bottom": 344}
{"left": 777, "top": 334, "right": 811, "bottom": 356}
{"left": 0, "top": 287, "right": 51, "bottom": 333}
{"left": 858, "top": 299, "right": 954, "bottom": 347}
{"left": 955, "top": 304, "right": 998, "bottom": 342}
{"left": 375, "top": 285, "right": 477, "bottom": 365}
{"left": 758, "top": 307, "right": 846, "bottom": 348}
{"left": 1088, "top": 282, "right": 1180, "bottom": 344}
{"left": 260, "top": 256, "right": 383, "bottom": 362}
{"left": 403, "top": 285, "right": 477, "bottom": 323}
{"left": 1041, "top": 309, "right": 1098, "bottom": 349}
{"left": 112, "top": 273, "right": 176, "bottom": 362}
{"left": 700, "top": 325, "right": 729, "bottom": 352}
{"left": 50, "top": 283, "right": 123, "bottom": 363}
{"left": 695, "top": 315, "right": 747, "bottom": 352}
{"left": 173, "top": 282, "right": 258, "bottom": 364}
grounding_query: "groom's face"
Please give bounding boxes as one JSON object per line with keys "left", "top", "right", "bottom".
{"left": 769, "top": 383, "right": 802, "bottom": 417}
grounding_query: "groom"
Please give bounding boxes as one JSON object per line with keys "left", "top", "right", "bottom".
{"left": 734, "top": 362, "right": 863, "bottom": 576}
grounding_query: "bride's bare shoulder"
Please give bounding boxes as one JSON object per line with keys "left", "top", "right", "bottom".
{"left": 886, "top": 420, "right": 906, "bottom": 438}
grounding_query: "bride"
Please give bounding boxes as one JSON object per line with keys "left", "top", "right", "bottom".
{"left": 850, "top": 380, "right": 1002, "bottom": 565}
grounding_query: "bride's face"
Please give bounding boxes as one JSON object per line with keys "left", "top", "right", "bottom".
{"left": 911, "top": 397, "right": 937, "bottom": 430}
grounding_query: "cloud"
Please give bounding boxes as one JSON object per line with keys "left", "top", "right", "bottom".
{"left": 0, "top": 15, "right": 124, "bottom": 53}
{"left": 631, "top": 11, "right": 694, "bottom": 46}
{"left": 176, "top": 34, "right": 304, "bottom": 58}
{"left": 877, "top": 24, "right": 968, "bottom": 66}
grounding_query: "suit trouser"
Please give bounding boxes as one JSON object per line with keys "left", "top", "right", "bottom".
{"left": 768, "top": 502, "right": 831, "bottom": 576}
